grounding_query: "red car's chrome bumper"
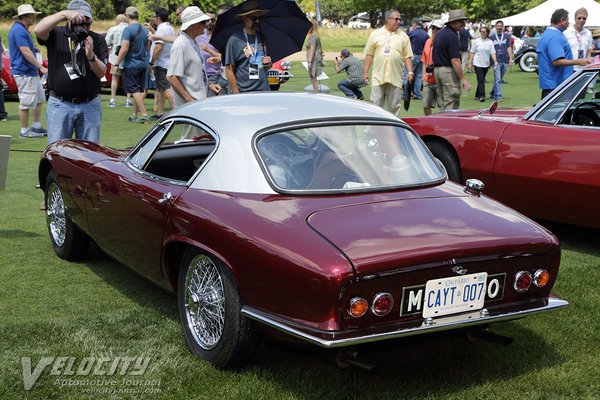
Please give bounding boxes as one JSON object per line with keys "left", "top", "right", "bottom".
{"left": 241, "top": 295, "right": 568, "bottom": 348}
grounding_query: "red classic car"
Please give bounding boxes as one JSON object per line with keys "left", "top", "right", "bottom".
{"left": 39, "top": 93, "right": 568, "bottom": 369}
{"left": 405, "top": 66, "right": 600, "bottom": 230}
{"left": 1, "top": 51, "right": 48, "bottom": 95}
{"left": 1, "top": 52, "right": 18, "bottom": 94}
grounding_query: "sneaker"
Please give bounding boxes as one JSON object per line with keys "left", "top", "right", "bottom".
{"left": 128, "top": 114, "right": 137, "bottom": 122}
{"left": 19, "top": 129, "right": 44, "bottom": 138}
{"left": 495, "top": 97, "right": 504, "bottom": 102}
{"left": 31, "top": 126, "right": 48, "bottom": 136}
{"left": 125, "top": 99, "right": 133, "bottom": 107}
{"left": 135, "top": 115, "right": 152, "bottom": 124}
{"left": 151, "top": 114, "right": 163, "bottom": 119}
{"left": 108, "top": 99, "right": 116, "bottom": 107}
{"left": 0, "top": 116, "right": 8, "bottom": 122}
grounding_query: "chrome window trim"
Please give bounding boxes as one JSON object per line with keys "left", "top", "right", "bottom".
{"left": 124, "top": 116, "right": 219, "bottom": 186}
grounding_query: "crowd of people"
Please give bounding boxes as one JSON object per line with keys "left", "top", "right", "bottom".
{"left": 3, "top": 1, "right": 598, "bottom": 141}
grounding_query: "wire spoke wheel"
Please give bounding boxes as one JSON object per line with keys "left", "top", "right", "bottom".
{"left": 184, "top": 254, "right": 226, "bottom": 350}
{"left": 46, "top": 182, "right": 66, "bottom": 247}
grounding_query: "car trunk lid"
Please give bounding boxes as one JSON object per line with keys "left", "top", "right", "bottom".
{"left": 307, "top": 195, "right": 556, "bottom": 276}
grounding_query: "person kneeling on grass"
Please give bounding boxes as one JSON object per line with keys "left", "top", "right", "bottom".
{"left": 334, "top": 49, "right": 367, "bottom": 100}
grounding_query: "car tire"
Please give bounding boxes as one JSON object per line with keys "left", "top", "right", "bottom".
{"left": 426, "top": 141, "right": 463, "bottom": 183}
{"left": 45, "top": 170, "right": 90, "bottom": 261}
{"left": 518, "top": 51, "right": 537, "bottom": 73}
{"left": 269, "top": 84, "right": 281, "bottom": 91}
{"left": 178, "top": 249, "right": 259, "bottom": 369}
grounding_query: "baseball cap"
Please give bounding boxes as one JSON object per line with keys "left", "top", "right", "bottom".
{"left": 341, "top": 49, "right": 351, "bottom": 57}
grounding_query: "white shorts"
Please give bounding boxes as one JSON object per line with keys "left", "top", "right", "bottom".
{"left": 15, "top": 75, "right": 46, "bottom": 110}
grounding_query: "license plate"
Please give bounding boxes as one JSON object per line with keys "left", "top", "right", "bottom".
{"left": 422, "top": 272, "right": 488, "bottom": 318}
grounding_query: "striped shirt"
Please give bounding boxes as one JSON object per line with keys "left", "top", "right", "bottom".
{"left": 105, "top": 23, "right": 128, "bottom": 65}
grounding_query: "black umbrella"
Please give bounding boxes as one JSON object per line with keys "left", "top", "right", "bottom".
{"left": 403, "top": 79, "right": 414, "bottom": 111}
{"left": 210, "top": 0, "right": 312, "bottom": 62}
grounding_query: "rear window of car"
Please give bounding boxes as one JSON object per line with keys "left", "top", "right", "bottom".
{"left": 255, "top": 124, "right": 444, "bottom": 192}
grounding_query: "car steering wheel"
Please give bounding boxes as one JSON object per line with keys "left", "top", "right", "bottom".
{"left": 569, "top": 101, "right": 600, "bottom": 126}
{"left": 261, "top": 133, "right": 316, "bottom": 189}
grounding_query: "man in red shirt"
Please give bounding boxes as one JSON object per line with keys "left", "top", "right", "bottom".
{"left": 421, "top": 20, "right": 443, "bottom": 115}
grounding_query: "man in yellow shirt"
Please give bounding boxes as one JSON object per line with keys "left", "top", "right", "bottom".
{"left": 363, "top": 9, "right": 413, "bottom": 115}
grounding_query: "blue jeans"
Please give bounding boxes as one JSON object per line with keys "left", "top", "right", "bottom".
{"left": 402, "top": 54, "right": 423, "bottom": 99}
{"left": 490, "top": 63, "right": 508, "bottom": 99}
{"left": 337, "top": 79, "right": 364, "bottom": 99}
{"left": 46, "top": 95, "right": 102, "bottom": 144}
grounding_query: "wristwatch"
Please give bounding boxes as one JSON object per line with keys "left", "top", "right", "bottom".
{"left": 88, "top": 54, "right": 96, "bottom": 62}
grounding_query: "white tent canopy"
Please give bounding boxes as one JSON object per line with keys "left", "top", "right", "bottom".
{"left": 493, "top": 0, "right": 600, "bottom": 27}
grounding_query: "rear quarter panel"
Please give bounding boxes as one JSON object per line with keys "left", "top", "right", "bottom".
{"left": 405, "top": 114, "right": 516, "bottom": 190}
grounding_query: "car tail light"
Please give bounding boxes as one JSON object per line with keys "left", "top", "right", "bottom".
{"left": 514, "top": 271, "right": 532, "bottom": 293}
{"left": 348, "top": 297, "right": 368, "bottom": 318}
{"left": 533, "top": 269, "right": 550, "bottom": 287}
{"left": 371, "top": 292, "right": 394, "bottom": 316}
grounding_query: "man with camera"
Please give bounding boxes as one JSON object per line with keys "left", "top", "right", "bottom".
{"left": 35, "top": 0, "right": 107, "bottom": 144}
{"left": 334, "top": 49, "right": 366, "bottom": 100}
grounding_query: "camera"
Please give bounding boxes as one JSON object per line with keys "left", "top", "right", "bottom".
{"left": 425, "top": 64, "right": 435, "bottom": 74}
{"left": 67, "top": 23, "right": 89, "bottom": 43}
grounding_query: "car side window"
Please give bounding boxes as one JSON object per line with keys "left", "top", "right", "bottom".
{"left": 558, "top": 72, "right": 600, "bottom": 127}
{"left": 128, "top": 121, "right": 216, "bottom": 183}
{"left": 534, "top": 73, "right": 598, "bottom": 126}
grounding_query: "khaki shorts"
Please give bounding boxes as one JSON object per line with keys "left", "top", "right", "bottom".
{"left": 422, "top": 81, "right": 439, "bottom": 109}
{"left": 110, "top": 64, "right": 122, "bottom": 76}
{"left": 15, "top": 75, "right": 46, "bottom": 110}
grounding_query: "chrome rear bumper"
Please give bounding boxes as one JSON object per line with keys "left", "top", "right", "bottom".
{"left": 241, "top": 296, "right": 568, "bottom": 348}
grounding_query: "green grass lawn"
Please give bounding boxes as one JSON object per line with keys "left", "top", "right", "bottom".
{"left": 1, "top": 44, "right": 599, "bottom": 399}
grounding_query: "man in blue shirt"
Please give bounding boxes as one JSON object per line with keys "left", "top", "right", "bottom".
{"left": 489, "top": 20, "right": 513, "bottom": 101}
{"left": 403, "top": 22, "right": 429, "bottom": 100}
{"left": 114, "top": 6, "right": 150, "bottom": 123}
{"left": 8, "top": 4, "right": 48, "bottom": 138}
{"left": 537, "top": 8, "right": 591, "bottom": 99}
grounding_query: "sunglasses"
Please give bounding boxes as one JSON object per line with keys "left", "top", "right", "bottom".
{"left": 207, "top": 18, "right": 216, "bottom": 22}
{"left": 389, "top": 17, "right": 401, "bottom": 21}
{"left": 577, "top": 17, "right": 587, "bottom": 20}
{"left": 249, "top": 16, "right": 261, "bottom": 22}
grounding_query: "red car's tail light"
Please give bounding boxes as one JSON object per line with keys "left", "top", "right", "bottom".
{"left": 514, "top": 271, "right": 532, "bottom": 293}
{"left": 348, "top": 297, "right": 368, "bottom": 318}
{"left": 371, "top": 292, "right": 394, "bottom": 316}
{"left": 533, "top": 269, "right": 550, "bottom": 287}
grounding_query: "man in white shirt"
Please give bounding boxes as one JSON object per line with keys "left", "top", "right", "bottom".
{"left": 564, "top": 7, "right": 593, "bottom": 71}
{"left": 149, "top": 7, "right": 175, "bottom": 117}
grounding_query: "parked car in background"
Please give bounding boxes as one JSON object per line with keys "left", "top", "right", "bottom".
{"left": 40, "top": 93, "right": 568, "bottom": 369}
{"left": 348, "top": 14, "right": 371, "bottom": 29}
{"left": 405, "top": 65, "right": 600, "bottom": 229}
{"left": 267, "top": 59, "right": 292, "bottom": 91}
{"left": 1, "top": 51, "right": 47, "bottom": 95}
{"left": 514, "top": 37, "right": 539, "bottom": 73}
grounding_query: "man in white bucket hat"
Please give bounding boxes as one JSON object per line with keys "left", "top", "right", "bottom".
{"left": 8, "top": 4, "right": 48, "bottom": 138}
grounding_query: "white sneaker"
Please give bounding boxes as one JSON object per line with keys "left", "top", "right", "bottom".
{"left": 125, "top": 99, "right": 133, "bottom": 107}
{"left": 108, "top": 99, "right": 116, "bottom": 107}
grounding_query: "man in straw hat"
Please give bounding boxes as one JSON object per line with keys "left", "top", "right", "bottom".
{"left": 35, "top": 0, "right": 108, "bottom": 144}
{"left": 432, "top": 9, "right": 472, "bottom": 111}
{"left": 225, "top": 0, "right": 273, "bottom": 93}
{"left": 167, "top": 6, "right": 220, "bottom": 106}
{"left": 8, "top": 4, "right": 48, "bottom": 138}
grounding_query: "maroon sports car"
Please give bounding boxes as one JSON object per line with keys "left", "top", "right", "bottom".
{"left": 39, "top": 93, "right": 568, "bottom": 369}
{"left": 405, "top": 66, "right": 600, "bottom": 229}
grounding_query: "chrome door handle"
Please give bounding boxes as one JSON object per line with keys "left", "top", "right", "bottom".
{"left": 158, "top": 192, "right": 172, "bottom": 205}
